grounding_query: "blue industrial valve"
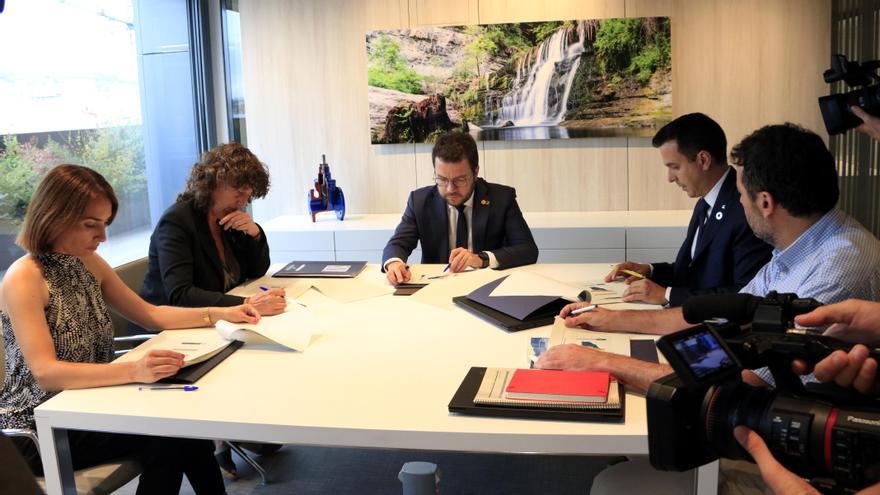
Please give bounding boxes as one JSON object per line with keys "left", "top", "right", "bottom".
{"left": 307, "top": 154, "right": 345, "bottom": 222}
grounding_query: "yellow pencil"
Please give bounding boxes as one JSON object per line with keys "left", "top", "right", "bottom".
{"left": 620, "top": 268, "right": 646, "bottom": 279}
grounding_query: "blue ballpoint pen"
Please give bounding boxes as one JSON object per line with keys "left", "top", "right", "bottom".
{"left": 138, "top": 386, "right": 198, "bottom": 391}
{"left": 426, "top": 265, "right": 451, "bottom": 280}
{"left": 260, "top": 284, "right": 306, "bottom": 307}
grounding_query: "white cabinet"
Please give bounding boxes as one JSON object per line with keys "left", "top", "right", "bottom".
{"left": 261, "top": 211, "right": 691, "bottom": 264}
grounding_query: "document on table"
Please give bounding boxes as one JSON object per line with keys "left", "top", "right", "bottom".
{"left": 310, "top": 277, "right": 394, "bottom": 303}
{"left": 526, "top": 318, "right": 630, "bottom": 368}
{"left": 488, "top": 271, "right": 582, "bottom": 301}
{"left": 410, "top": 268, "right": 507, "bottom": 310}
{"left": 215, "top": 305, "right": 313, "bottom": 351}
{"left": 228, "top": 279, "right": 311, "bottom": 300}
{"left": 397, "top": 264, "right": 469, "bottom": 285}
{"left": 548, "top": 317, "right": 630, "bottom": 356}
{"left": 115, "top": 330, "right": 232, "bottom": 367}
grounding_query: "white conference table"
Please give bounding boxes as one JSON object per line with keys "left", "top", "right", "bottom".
{"left": 35, "top": 263, "right": 719, "bottom": 494}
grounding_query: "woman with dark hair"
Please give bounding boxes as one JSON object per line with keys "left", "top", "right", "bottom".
{"left": 138, "top": 143, "right": 285, "bottom": 319}
{"left": 137, "top": 143, "right": 284, "bottom": 477}
{"left": 0, "top": 164, "right": 260, "bottom": 493}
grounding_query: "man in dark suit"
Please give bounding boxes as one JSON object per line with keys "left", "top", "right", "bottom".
{"left": 607, "top": 113, "right": 771, "bottom": 306}
{"left": 382, "top": 132, "right": 538, "bottom": 285}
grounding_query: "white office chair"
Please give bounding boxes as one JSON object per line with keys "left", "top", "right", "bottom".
{"left": 0, "top": 326, "right": 143, "bottom": 494}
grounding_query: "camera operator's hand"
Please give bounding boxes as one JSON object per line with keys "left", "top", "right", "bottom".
{"left": 792, "top": 345, "right": 879, "bottom": 395}
{"left": 792, "top": 299, "right": 880, "bottom": 395}
{"left": 851, "top": 106, "right": 880, "bottom": 141}
{"left": 734, "top": 426, "right": 819, "bottom": 495}
{"left": 735, "top": 426, "right": 880, "bottom": 495}
{"left": 794, "top": 299, "right": 880, "bottom": 345}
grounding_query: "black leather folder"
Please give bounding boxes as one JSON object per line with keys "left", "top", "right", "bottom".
{"left": 452, "top": 295, "right": 566, "bottom": 332}
{"left": 159, "top": 340, "right": 244, "bottom": 384}
{"left": 448, "top": 367, "right": 625, "bottom": 422}
{"left": 452, "top": 276, "right": 569, "bottom": 332}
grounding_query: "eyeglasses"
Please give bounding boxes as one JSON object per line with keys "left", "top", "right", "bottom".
{"left": 434, "top": 175, "right": 471, "bottom": 188}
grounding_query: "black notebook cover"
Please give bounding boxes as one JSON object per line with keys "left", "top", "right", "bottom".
{"left": 453, "top": 296, "right": 566, "bottom": 332}
{"left": 448, "top": 367, "right": 625, "bottom": 422}
{"left": 159, "top": 340, "right": 244, "bottom": 384}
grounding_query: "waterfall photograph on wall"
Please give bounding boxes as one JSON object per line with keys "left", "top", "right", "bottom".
{"left": 367, "top": 17, "right": 672, "bottom": 144}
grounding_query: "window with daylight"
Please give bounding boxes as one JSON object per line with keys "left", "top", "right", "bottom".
{"left": 0, "top": 0, "right": 202, "bottom": 272}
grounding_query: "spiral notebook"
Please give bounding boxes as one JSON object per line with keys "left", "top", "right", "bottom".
{"left": 474, "top": 368, "right": 620, "bottom": 409}
{"left": 448, "top": 367, "right": 624, "bottom": 421}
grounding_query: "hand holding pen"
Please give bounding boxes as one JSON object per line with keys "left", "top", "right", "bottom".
{"left": 448, "top": 247, "right": 482, "bottom": 273}
{"left": 245, "top": 286, "right": 286, "bottom": 316}
{"left": 557, "top": 302, "right": 622, "bottom": 332}
{"left": 385, "top": 260, "right": 412, "bottom": 285}
{"left": 605, "top": 262, "right": 650, "bottom": 283}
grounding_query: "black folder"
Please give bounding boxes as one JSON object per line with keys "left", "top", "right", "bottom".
{"left": 159, "top": 340, "right": 244, "bottom": 384}
{"left": 448, "top": 367, "right": 625, "bottom": 422}
{"left": 452, "top": 276, "right": 569, "bottom": 332}
{"left": 453, "top": 295, "right": 566, "bottom": 331}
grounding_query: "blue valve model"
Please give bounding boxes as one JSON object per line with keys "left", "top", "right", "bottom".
{"left": 307, "top": 154, "right": 345, "bottom": 222}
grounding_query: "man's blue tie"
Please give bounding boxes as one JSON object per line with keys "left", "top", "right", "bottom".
{"left": 455, "top": 204, "right": 468, "bottom": 250}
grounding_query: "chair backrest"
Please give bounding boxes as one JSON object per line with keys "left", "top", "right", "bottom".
{"left": 110, "top": 257, "right": 148, "bottom": 338}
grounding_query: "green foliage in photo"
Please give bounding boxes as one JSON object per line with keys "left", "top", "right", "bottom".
{"left": 594, "top": 17, "right": 670, "bottom": 84}
{"left": 368, "top": 35, "right": 423, "bottom": 94}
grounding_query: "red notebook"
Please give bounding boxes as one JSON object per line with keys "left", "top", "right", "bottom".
{"left": 504, "top": 369, "right": 610, "bottom": 403}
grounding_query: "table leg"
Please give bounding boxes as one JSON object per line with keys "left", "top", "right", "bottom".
{"left": 36, "top": 425, "right": 76, "bottom": 495}
{"left": 695, "top": 460, "right": 720, "bottom": 495}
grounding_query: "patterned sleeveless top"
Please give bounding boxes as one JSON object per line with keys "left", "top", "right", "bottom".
{"left": 0, "top": 253, "right": 114, "bottom": 430}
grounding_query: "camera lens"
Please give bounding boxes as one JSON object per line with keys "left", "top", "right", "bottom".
{"left": 702, "top": 382, "right": 775, "bottom": 460}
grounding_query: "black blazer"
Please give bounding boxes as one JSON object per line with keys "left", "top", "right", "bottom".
{"left": 382, "top": 178, "right": 539, "bottom": 269}
{"left": 138, "top": 199, "right": 271, "bottom": 313}
{"left": 652, "top": 168, "right": 772, "bottom": 306}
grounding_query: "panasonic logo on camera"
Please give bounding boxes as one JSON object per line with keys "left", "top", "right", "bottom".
{"left": 846, "top": 416, "right": 880, "bottom": 427}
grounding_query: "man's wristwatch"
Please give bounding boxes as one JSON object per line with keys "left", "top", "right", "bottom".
{"left": 478, "top": 251, "right": 490, "bottom": 269}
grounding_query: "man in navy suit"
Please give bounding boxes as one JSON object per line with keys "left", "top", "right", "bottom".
{"left": 607, "top": 113, "right": 771, "bottom": 307}
{"left": 382, "top": 132, "right": 538, "bottom": 285}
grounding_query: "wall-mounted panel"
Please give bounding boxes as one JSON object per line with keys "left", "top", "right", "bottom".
{"left": 538, "top": 249, "right": 624, "bottom": 263}
{"left": 240, "top": 0, "right": 830, "bottom": 219}
{"left": 409, "top": 0, "right": 479, "bottom": 26}
{"left": 671, "top": 0, "right": 830, "bottom": 145}
{"left": 532, "top": 228, "right": 625, "bottom": 249}
{"left": 627, "top": 139, "right": 699, "bottom": 211}
{"left": 483, "top": 138, "right": 628, "bottom": 211}
{"left": 478, "top": 0, "right": 624, "bottom": 24}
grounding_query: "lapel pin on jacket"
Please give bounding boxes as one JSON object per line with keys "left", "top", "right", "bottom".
{"left": 716, "top": 211, "right": 724, "bottom": 220}
{"left": 480, "top": 199, "right": 489, "bottom": 205}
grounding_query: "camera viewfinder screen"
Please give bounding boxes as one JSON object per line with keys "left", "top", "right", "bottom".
{"left": 672, "top": 330, "right": 735, "bottom": 378}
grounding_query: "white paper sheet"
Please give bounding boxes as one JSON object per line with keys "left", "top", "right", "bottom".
{"left": 409, "top": 268, "right": 506, "bottom": 310}
{"left": 310, "top": 277, "right": 394, "bottom": 303}
{"left": 215, "top": 306, "right": 313, "bottom": 351}
{"left": 488, "top": 271, "right": 582, "bottom": 301}
{"left": 403, "top": 264, "right": 450, "bottom": 283}
{"left": 228, "top": 279, "right": 311, "bottom": 301}
{"left": 114, "top": 330, "right": 231, "bottom": 367}
{"left": 549, "top": 317, "right": 630, "bottom": 356}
